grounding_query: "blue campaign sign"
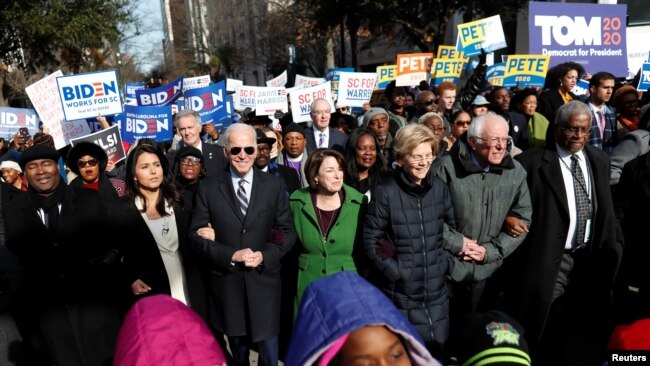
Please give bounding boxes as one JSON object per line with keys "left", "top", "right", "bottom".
{"left": 572, "top": 79, "right": 590, "bottom": 96}
{"left": 638, "top": 63, "right": 650, "bottom": 92}
{"left": 121, "top": 105, "right": 173, "bottom": 143}
{"left": 0, "top": 107, "right": 40, "bottom": 136}
{"left": 486, "top": 63, "right": 506, "bottom": 88}
{"left": 135, "top": 75, "right": 183, "bottom": 106}
{"left": 529, "top": 2, "right": 628, "bottom": 77}
{"left": 85, "top": 115, "right": 117, "bottom": 133}
{"left": 183, "top": 81, "right": 229, "bottom": 127}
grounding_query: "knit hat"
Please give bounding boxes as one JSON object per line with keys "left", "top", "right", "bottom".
{"left": 612, "top": 85, "right": 637, "bottom": 107}
{"left": 67, "top": 142, "right": 108, "bottom": 175}
{"left": 0, "top": 160, "right": 22, "bottom": 174}
{"left": 18, "top": 144, "right": 60, "bottom": 170}
{"left": 456, "top": 311, "right": 531, "bottom": 366}
{"left": 362, "top": 107, "right": 389, "bottom": 128}
{"left": 175, "top": 146, "right": 204, "bottom": 164}
{"left": 472, "top": 95, "right": 490, "bottom": 106}
{"left": 282, "top": 122, "right": 306, "bottom": 138}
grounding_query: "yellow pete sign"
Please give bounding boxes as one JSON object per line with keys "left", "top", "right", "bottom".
{"left": 456, "top": 15, "right": 507, "bottom": 56}
{"left": 502, "top": 55, "right": 550, "bottom": 87}
{"left": 376, "top": 65, "right": 396, "bottom": 89}
{"left": 430, "top": 58, "right": 466, "bottom": 86}
{"left": 395, "top": 53, "right": 433, "bottom": 87}
{"left": 436, "top": 46, "right": 468, "bottom": 62}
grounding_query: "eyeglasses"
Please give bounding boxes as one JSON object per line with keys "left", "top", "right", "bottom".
{"left": 257, "top": 145, "right": 270, "bottom": 153}
{"left": 310, "top": 110, "right": 330, "bottom": 116}
{"left": 559, "top": 127, "right": 591, "bottom": 136}
{"left": 474, "top": 136, "right": 512, "bottom": 147}
{"left": 179, "top": 156, "right": 201, "bottom": 166}
{"left": 454, "top": 120, "right": 472, "bottom": 126}
{"left": 230, "top": 146, "right": 255, "bottom": 155}
{"left": 421, "top": 99, "right": 435, "bottom": 106}
{"left": 77, "top": 159, "right": 99, "bottom": 169}
{"left": 406, "top": 155, "right": 434, "bottom": 164}
{"left": 432, "top": 127, "right": 447, "bottom": 133}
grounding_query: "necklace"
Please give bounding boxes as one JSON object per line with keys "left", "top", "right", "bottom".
{"left": 316, "top": 205, "right": 339, "bottom": 243}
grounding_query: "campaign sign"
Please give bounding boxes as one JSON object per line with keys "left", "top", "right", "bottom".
{"left": 226, "top": 78, "right": 243, "bottom": 93}
{"left": 376, "top": 65, "right": 397, "bottom": 89}
{"left": 638, "top": 63, "right": 650, "bottom": 92}
{"left": 255, "top": 87, "right": 288, "bottom": 116}
{"left": 70, "top": 124, "right": 126, "bottom": 164}
{"left": 184, "top": 81, "right": 229, "bottom": 126}
{"left": 183, "top": 75, "right": 211, "bottom": 92}
{"left": 396, "top": 53, "right": 433, "bottom": 87}
{"left": 233, "top": 85, "right": 260, "bottom": 111}
{"left": 289, "top": 81, "right": 334, "bottom": 123}
{"left": 85, "top": 115, "right": 116, "bottom": 133}
{"left": 529, "top": 2, "right": 627, "bottom": 76}
{"left": 0, "top": 108, "right": 40, "bottom": 136}
{"left": 136, "top": 75, "right": 183, "bottom": 106}
{"left": 337, "top": 72, "right": 377, "bottom": 107}
{"left": 26, "top": 70, "right": 91, "bottom": 149}
{"left": 294, "top": 74, "right": 326, "bottom": 88}
{"left": 122, "top": 105, "right": 173, "bottom": 143}
{"left": 456, "top": 15, "right": 507, "bottom": 57}
{"left": 572, "top": 79, "right": 590, "bottom": 96}
{"left": 326, "top": 67, "right": 355, "bottom": 100}
{"left": 266, "top": 70, "right": 288, "bottom": 87}
{"left": 437, "top": 46, "right": 469, "bottom": 61}
{"left": 486, "top": 63, "right": 506, "bottom": 87}
{"left": 56, "top": 70, "right": 122, "bottom": 121}
{"left": 125, "top": 82, "right": 145, "bottom": 106}
{"left": 502, "top": 55, "right": 550, "bottom": 87}
{"left": 430, "top": 59, "right": 466, "bottom": 87}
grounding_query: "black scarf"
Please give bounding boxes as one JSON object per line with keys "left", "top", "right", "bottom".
{"left": 28, "top": 183, "right": 67, "bottom": 234}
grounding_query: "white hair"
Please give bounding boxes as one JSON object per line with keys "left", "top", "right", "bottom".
{"left": 467, "top": 114, "right": 509, "bottom": 138}
{"left": 223, "top": 123, "right": 257, "bottom": 149}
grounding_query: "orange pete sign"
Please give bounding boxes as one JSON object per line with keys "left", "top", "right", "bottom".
{"left": 395, "top": 53, "right": 433, "bottom": 87}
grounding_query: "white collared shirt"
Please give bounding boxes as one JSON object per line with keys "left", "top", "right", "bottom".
{"left": 313, "top": 128, "right": 329, "bottom": 149}
{"left": 556, "top": 145, "right": 591, "bottom": 249}
{"left": 230, "top": 167, "right": 254, "bottom": 203}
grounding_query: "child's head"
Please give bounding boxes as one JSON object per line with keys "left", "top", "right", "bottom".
{"left": 332, "top": 325, "right": 412, "bottom": 366}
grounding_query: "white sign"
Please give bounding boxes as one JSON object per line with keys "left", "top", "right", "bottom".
{"left": 294, "top": 74, "right": 326, "bottom": 88}
{"left": 289, "top": 81, "right": 334, "bottom": 123}
{"left": 183, "top": 75, "right": 211, "bottom": 91}
{"left": 56, "top": 70, "right": 123, "bottom": 120}
{"left": 226, "top": 78, "right": 244, "bottom": 93}
{"left": 233, "top": 85, "right": 258, "bottom": 111}
{"left": 336, "top": 72, "right": 377, "bottom": 107}
{"left": 266, "top": 70, "right": 288, "bottom": 87}
{"left": 25, "top": 70, "right": 91, "bottom": 149}
{"left": 233, "top": 86, "right": 288, "bottom": 115}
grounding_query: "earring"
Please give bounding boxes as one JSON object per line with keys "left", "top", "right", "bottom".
{"left": 314, "top": 179, "right": 319, "bottom": 184}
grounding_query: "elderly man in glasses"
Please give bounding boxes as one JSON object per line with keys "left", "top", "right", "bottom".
{"left": 169, "top": 109, "right": 227, "bottom": 177}
{"left": 190, "top": 123, "right": 296, "bottom": 366}
{"left": 305, "top": 98, "right": 348, "bottom": 155}
{"left": 509, "top": 101, "right": 622, "bottom": 365}
{"left": 434, "top": 113, "right": 532, "bottom": 357}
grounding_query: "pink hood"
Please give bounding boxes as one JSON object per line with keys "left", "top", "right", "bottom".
{"left": 114, "top": 295, "right": 227, "bottom": 366}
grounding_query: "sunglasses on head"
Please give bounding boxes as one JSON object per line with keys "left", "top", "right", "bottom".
{"left": 230, "top": 146, "right": 255, "bottom": 155}
{"left": 77, "top": 159, "right": 99, "bottom": 169}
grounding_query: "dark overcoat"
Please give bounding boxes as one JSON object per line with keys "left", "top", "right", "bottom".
{"left": 189, "top": 167, "right": 296, "bottom": 342}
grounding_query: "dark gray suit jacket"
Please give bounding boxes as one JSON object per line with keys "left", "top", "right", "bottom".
{"left": 305, "top": 127, "right": 348, "bottom": 154}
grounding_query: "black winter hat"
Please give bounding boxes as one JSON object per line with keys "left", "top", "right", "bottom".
{"left": 67, "top": 142, "right": 108, "bottom": 175}
{"left": 19, "top": 144, "right": 60, "bottom": 170}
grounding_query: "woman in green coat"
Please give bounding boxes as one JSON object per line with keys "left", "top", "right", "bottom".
{"left": 289, "top": 148, "right": 367, "bottom": 311}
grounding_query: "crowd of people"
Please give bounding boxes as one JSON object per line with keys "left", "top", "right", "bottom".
{"left": 0, "top": 58, "right": 650, "bottom": 366}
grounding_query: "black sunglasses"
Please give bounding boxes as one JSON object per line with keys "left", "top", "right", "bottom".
{"left": 230, "top": 146, "right": 255, "bottom": 155}
{"left": 77, "top": 159, "right": 99, "bottom": 169}
{"left": 422, "top": 99, "right": 435, "bottom": 106}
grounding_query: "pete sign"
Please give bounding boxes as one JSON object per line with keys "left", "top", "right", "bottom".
{"left": 337, "top": 72, "right": 376, "bottom": 107}
{"left": 430, "top": 59, "right": 466, "bottom": 87}
{"left": 396, "top": 53, "right": 433, "bottom": 87}
{"left": 529, "top": 2, "right": 628, "bottom": 76}
{"left": 376, "top": 65, "right": 396, "bottom": 89}
{"left": 502, "top": 55, "right": 550, "bottom": 87}
{"left": 136, "top": 75, "right": 183, "bottom": 106}
{"left": 56, "top": 70, "right": 122, "bottom": 121}
{"left": 456, "top": 15, "right": 507, "bottom": 56}
{"left": 122, "top": 105, "right": 173, "bottom": 143}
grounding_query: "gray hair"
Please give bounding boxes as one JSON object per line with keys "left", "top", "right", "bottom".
{"left": 418, "top": 112, "right": 444, "bottom": 125}
{"left": 174, "top": 109, "right": 202, "bottom": 128}
{"left": 467, "top": 114, "right": 509, "bottom": 139}
{"left": 555, "top": 100, "right": 592, "bottom": 126}
{"left": 223, "top": 123, "right": 257, "bottom": 150}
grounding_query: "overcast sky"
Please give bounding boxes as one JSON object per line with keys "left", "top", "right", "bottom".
{"left": 121, "top": 0, "right": 164, "bottom": 74}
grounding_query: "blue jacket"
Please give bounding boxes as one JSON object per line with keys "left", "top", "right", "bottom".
{"left": 286, "top": 271, "right": 440, "bottom": 366}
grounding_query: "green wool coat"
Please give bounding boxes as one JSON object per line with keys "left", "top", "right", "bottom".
{"left": 289, "top": 184, "right": 367, "bottom": 311}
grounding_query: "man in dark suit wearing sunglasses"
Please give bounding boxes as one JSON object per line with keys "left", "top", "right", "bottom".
{"left": 190, "top": 123, "right": 296, "bottom": 366}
